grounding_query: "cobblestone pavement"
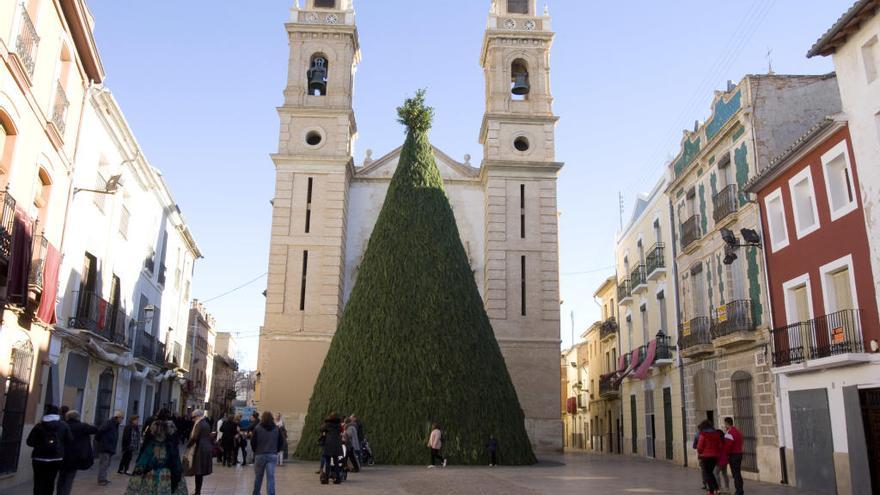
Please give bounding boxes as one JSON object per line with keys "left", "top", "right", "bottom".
{"left": 10, "top": 452, "right": 822, "bottom": 495}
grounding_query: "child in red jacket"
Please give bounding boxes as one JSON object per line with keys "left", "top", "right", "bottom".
{"left": 696, "top": 420, "right": 723, "bottom": 495}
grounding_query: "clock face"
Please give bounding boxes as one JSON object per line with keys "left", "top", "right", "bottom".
{"left": 504, "top": 19, "right": 517, "bottom": 29}
{"left": 524, "top": 20, "right": 536, "bottom": 31}
{"left": 326, "top": 14, "right": 338, "bottom": 24}
{"left": 305, "top": 12, "right": 319, "bottom": 23}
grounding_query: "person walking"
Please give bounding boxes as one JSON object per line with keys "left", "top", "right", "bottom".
{"left": 251, "top": 411, "right": 284, "bottom": 495}
{"left": 95, "top": 411, "right": 123, "bottom": 486}
{"left": 319, "top": 413, "right": 344, "bottom": 484}
{"left": 123, "top": 415, "right": 186, "bottom": 495}
{"left": 714, "top": 426, "right": 730, "bottom": 494}
{"left": 56, "top": 410, "right": 97, "bottom": 495}
{"left": 427, "top": 423, "right": 447, "bottom": 468}
{"left": 27, "top": 404, "right": 73, "bottom": 495}
{"left": 344, "top": 418, "right": 360, "bottom": 471}
{"left": 724, "top": 417, "right": 745, "bottom": 495}
{"left": 186, "top": 410, "right": 214, "bottom": 495}
{"left": 118, "top": 416, "right": 141, "bottom": 475}
{"left": 486, "top": 435, "right": 499, "bottom": 466}
{"left": 220, "top": 414, "right": 238, "bottom": 466}
{"left": 273, "top": 413, "right": 287, "bottom": 466}
{"left": 697, "top": 420, "right": 723, "bottom": 495}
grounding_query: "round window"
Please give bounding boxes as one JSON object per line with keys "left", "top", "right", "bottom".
{"left": 306, "top": 131, "right": 323, "bottom": 146}
{"left": 514, "top": 136, "right": 530, "bottom": 152}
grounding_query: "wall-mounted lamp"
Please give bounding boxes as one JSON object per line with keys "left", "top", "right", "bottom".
{"left": 74, "top": 174, "right": 124, "bottom": 196}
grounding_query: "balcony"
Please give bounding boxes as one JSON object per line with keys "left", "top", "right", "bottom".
{"left": 14, "top": 5, "right": 40, "bottom": 79}
{"left": 50, "top": 83, "right": 69, "bottom": 136}
{"left": 711, "top": 300, "right": 757, "bottom": 347}
{"left": 678, "top": 317, "right": 713, "bottom": 358}
{"left": 72, "top": 291, "right": 127, "bottom": 345}
{"left": 618, "top": 279, "right": 632, "bottom": 305}
{"left": 770, "top": 309, "right": 868, "bottom": 371}
{"left": 28, "top": 235, "right": 48, "bottom": 293}
{"left": 0, "top": 191, "right": 16, "bottom": 263}
{"left": 645, "top": 243, "right": 666, "bottom": 281}
{"left": 135, "top": 332, "right": 157, "bottom": 362}
{"left": 631, "top": 264, "right": 647, "bottom": 293}
{"left": 681, "top": 214, "right": 701, "bottom": 250}
{"left": 655, "top": 333, "right": 674, "bottom": 363}
{"left": 712, "top": 184, "right": 739, "bottom": 224}
{"left": 599, "top": 374, "right": 619, "bottom": 399}
{"left": 600, "top": 317, "right": 618, "bottom": 342}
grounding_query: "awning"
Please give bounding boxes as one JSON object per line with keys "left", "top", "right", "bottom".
{"left": 633, "top": 339, "right": 658, "bottom": 380}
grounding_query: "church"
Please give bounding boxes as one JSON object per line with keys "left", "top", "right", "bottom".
{"left": 257, "top": 0, "right": 563, "bottom": 453}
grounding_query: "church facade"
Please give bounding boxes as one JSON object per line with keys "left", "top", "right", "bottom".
{"left": 257, "top": 0, "right": 563, "bottom": 453}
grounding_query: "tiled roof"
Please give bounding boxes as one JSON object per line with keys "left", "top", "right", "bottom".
{"left": 807, "top": 0, "right": 878, "bottom": 57}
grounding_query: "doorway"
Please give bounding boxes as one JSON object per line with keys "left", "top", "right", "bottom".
{"left": 791, "top": 389, "right": 837, "bottom": 493}
{"left": 645, "top": 389, "right": 656, "bottom": 458}
{"left": 861, "top": 388, "right": 880, "bottom": 493}
{"left": 663, "top": 387, "right": 674, "bottom": 460}
{"left": 0, "top": 339, "right": 34, "bottom": 474}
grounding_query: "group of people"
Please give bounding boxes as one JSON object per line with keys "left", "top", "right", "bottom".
{"left": 694, "top": 417, "right": 745, "bottom": 495}
{"left": 427, "top": 423, "right": 500, "bottom": 468}
{"left": 316, "top": 413, "right": 370, "bottom": 485}
{"left": 215, "top": 411, "right": 288, "bottom": 468}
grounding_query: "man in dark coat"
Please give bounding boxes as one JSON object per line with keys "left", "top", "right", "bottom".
{"left": 117, "top": 415, "right": 140, "bottom": 474}
{"left": 57, "top": 410, "right": 97, "bottom": 495}
{"left": 95, "top": 411, "right": 122, "bottom": 485}
{"left": 27, "top": 404, "right": 73, "bottom": 495}
{"left": 319, "top": 413, "right": 344, "bottom": 485}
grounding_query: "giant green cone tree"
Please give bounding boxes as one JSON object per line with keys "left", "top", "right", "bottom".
{"left": 293, "top": 91, "right": 536, "bottom": 465}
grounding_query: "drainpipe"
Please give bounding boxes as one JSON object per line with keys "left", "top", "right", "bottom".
{"left": 669, "top": 195, "right": 688, "bottom": 468}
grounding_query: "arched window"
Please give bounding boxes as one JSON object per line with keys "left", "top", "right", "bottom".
{"left": 0, "top": 111, "right": 17, "bottom": 183}
{"left": 51, "top": 44, "right": 72, "bottom": 135}
{"left": 34, "top": 167, "right": 51, "bottom": 229}
{"left": 510, "top": 59, "right": 530, "bottom": 100}
{"left": 0, "top": 338, "right": 34, "bottom": 474}
{"left": 307, "top": 54, "right": 329, "bottom": 96}
{"left": 94, "top": 368, "right": 114, "bottom": 425}
{"left": 731, "top": 371, "right": 758, "bottom": 472}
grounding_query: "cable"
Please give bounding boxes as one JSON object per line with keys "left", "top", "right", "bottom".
{"left": 561, "top": 265, "right": 615, "bottom": 276}
{"left": 200, "top": 272, "right": 268, "bottom": 303}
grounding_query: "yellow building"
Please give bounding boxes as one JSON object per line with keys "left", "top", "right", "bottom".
{"left": 616, "top": 178, "right": 686, "bottom": 465}
{"left": 586, "top": 276, "right": 622, "bottom": 454}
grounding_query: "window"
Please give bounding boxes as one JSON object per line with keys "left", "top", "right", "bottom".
{"left": 783, "top": 274, "right": 813, "bottom": 325}
{"left": 657, "top": 291, "right": 667, "bottom": 335}
{"left": 94, "top": 172, "right": 107, "bottom": 212}
{"left": 34, "top": 168, "right": 51, "bottom": 227}
{"left": 691, "top": 264, "right": 706, "bottom": 317}
{"left": 511, "top": 59, "right": 530, "bottom": 100}
{"left": 314, "top": 0, "right": 336, "bottom": 8}
{"left": 640, "top": 303, "right": 648, "bottom": 345}
{"left": 764, "top": 188, "right": 789, "bottom": 252}
{"left": 305, "top": 177, "right": 314, "bottom": 233}
{"left": 507, "top": 0, "right": 529, "bottom": 14}
{"left": 731, "top": 371, "right": 758, "bottom": 472}
{"left": 299, "top": 250, "right": 309, "bottom": 311}
{"left": 725, "top": 254, "right": 745, "bottom": 300}
{"left": 520, "top": 255, "right": 527, "bottom": 316}
{"left": 821, "top": 141, "right": 857, "bottom": 220}
{"left": 520, "top": 184, "right": 525, "bottom": 238}
{"left": 862, "top": 35, "right": 879, "bottom": 83}
{"left": 0, "top": 114, "right": 15, "bottom": 175}
{"left": 307, "top": 54, "right": 328, "bottom": 96}
{"left": 788, "top": 168, "right": 820, "bottom": 239}
{"left": 119, "top": 206, "right": 130, "bottom": 238}
{"left": 820, "top": 255, "right": 857, "bottom": 314}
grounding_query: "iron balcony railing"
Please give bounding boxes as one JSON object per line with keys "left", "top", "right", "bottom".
{"left": 73, "top": 291, "right": 126, "bottom": 344}
{"left": 630, "top": 264, "right": 646, "bottom": 290}
{"left": 135, "top": 331, "right": 156, "bottom": 361}
{"left": 156, "top": 340, "right": 167, "bottom": 365}
{"left": 770, "top": 309, "right": 864, "bottom": 367}
{"left": 51, "top": 83, "right": 69, "bottom": 136}
{"left": 599, "top": 374, "right": 619, "bottom": 397}
{"left": 713, "top": 184, "right": 739, "bottom": 223}
{"left": 678, "top": 316, "right": 712, "bottom": 351}
{"left": 646, "top": 243, "right": 665, "bottom": 277}
{"left": 0, "top": 191, "right": 16, "bottom": 262}
{"left": 681, "top": 214, "right": 701, "bottom": 249}
{"left": 617, "top": 279, "right": 631, "bottom": 301}
{"left": 600, "top": 317, "right": 618, "bottom": 340}
{"left": 711, "top": 300, "right": 756, "bottom": 339}
{"left": 656, "top": 333, "right": 673, "bottom": 360}
{"left": 15, "top": 4, "right": 40, "bottom": 78}
{"left": 28, "top": 235, "right": 48, "bottom": 292}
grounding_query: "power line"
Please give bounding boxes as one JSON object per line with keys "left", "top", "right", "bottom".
{"left": 201, "top": 272, "right": 269, "bottom": 303}
{"left": 561, "top": 265, "right": 615, "bottom": 276}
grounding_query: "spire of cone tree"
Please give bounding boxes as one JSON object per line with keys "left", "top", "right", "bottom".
{"left": 293, "top": 90, "right": 536, "bottom": 465}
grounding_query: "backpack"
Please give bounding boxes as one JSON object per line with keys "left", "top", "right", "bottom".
{"left": 37, "top": 423, "right": 64, "bottom": 459}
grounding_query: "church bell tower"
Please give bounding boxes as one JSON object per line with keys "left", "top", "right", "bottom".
{"left": 480, "top": 0, "right": 563, "bottom": 452}
{"left": 258, "top": 0, "right": 359, "bottom": 447}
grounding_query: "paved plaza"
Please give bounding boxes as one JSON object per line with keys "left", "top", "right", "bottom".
{"left": 10, "top": 452, "right": 823, "bottom": 495}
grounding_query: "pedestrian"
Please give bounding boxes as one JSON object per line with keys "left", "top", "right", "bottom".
{"left": 724, "top": 417, "right": 745, "bottom": 495}
{"left": 318, "top": 413, "right": 343, "bottom": 485}
{"left": 27, "top": 404, "right": 73, "bottom": 495}
{"left": 252, "top": 411, "right": 284, "bottom": 495}
{"left": 118, "top": 416, "right": 141, "bottom": 475}
{"left": 95, "top": 410, "right": 123, "bottom": 486}
{"left": 185, "top": 409, "right": 214, "bottom": 495}
{"left": 344, "top": 417, "right": 360, "bottom": 471}
{"left": 246, "top": 411, "right": 260, "bottom": 464}
{"left": 221, "top": 414, "right": 238, "bottom": 466}
{"left": 714, "top": 427, "right": 730, "bottom": 494}
{"left": 427, "top": 422, "right": 447, "bottom": 468}
{"left": 214, "top": 414, "right": 225, "bottom": 464}
{"left": 696, "top": 419, "right": 722, "bottom": 495}
{"left": 273, "top": 413, "right": 287, "bottom": 465}
{"left": 123, "top": 414, "right": 186, "bottom": 495}
{"left": 56, "top": 410, "right": 97, "bottom": 495}
{"left": 486, "top": 434, "right": 499, "bottom": 466}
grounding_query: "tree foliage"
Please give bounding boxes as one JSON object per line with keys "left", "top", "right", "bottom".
{"left": 293, "top": 90, "right": 535, "bottom": 465}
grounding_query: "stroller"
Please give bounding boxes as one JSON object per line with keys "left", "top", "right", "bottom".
{"left": 361, "top": 439, "right": 375, "bottom": 466}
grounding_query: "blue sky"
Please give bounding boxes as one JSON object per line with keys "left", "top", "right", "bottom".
{"left": 86, "top": 0, "right": 850, "bottom": 368}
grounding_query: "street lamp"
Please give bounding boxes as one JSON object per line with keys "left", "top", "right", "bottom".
{"left": 720, "top": 228, "right": 763, "bottom": 265}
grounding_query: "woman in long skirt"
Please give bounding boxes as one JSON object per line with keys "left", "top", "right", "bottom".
{"left": 124, "top": 413, "right": 187, "bottom": 495}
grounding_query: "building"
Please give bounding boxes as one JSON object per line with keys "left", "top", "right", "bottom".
{"left": 184, "top": 300, "right": 215, "bottom": 412}
{"left": 746, "top": 115, "right": 879, "bottom": 493}
{"left": 257, "top": 0, "right": 563, "bottom": 452}
{"left": 588, "top": 277, "right": 622, "bottom": 455}
{"left": 0, "top": 0, "right": 101, "bottom": 483}
{"left": 807, "top": 1, "right": 880, "bottom": 320}
{"left": 615, "top": 178, "right": 685, "bottom": 465}
{"left": 561, "top": 342, "right": 588, "bottom": 449}
{"left": 666, "top": 73, "right": 841, "bottom": 481}
{"left": 208, "top": 332, "right": 238, "bottom": 420}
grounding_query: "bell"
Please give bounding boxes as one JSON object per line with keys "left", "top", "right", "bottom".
{"left": 511, "top": 73, "right": 530, "bottom": 96}
{"left": 308, "top": 58, "right": 328, "bottom": 95}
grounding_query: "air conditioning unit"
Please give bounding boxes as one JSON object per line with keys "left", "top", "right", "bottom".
{"left": 755, "top": 350, "right": 767, "bottom": 367}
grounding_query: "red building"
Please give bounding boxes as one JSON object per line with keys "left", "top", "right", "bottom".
{"left": 746, "top": 117, "right": 880, "bottom": 493}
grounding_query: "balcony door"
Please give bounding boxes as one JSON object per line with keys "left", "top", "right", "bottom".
{"left": 827, "top": 266, "right": 854, "bottom": 313}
